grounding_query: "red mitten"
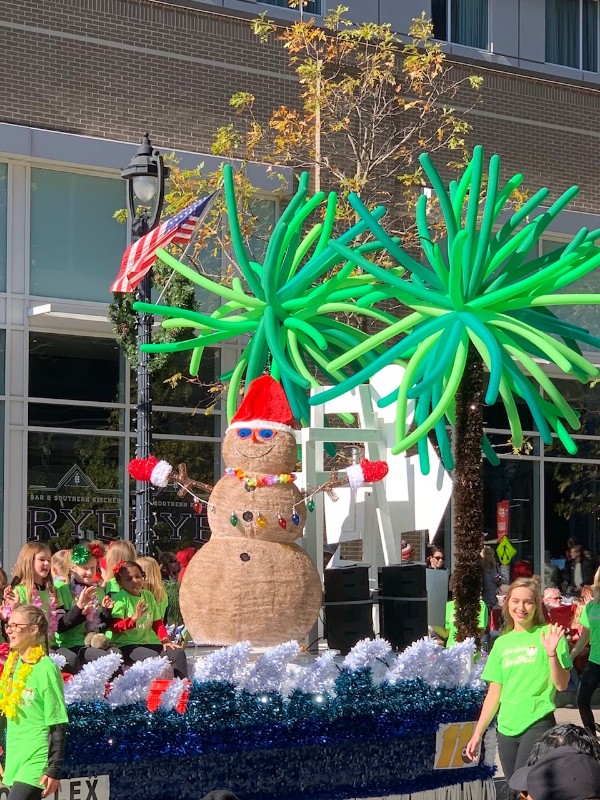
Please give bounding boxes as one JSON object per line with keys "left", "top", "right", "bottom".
{"left": 128, "top": 456, "right": 159, "bottom": 481}
{"left": 128, "top": 456, "right": 172, "bottom": 487}
{"left": 346, "top": 459, "right": 388, "bottom": 489}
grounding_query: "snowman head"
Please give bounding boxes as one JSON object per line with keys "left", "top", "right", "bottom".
{"left": 224, "top": 376, "right": 298, "bottom": 473}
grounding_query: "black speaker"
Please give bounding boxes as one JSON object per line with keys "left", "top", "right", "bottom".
{"left": 378, "top": 564, "right": 427, "bottom": 598}
{"left": 324, "top": 603, "right": 374, "bottom": 655}
{"left": 378, "top": 599, "right": 428, "bottom": 651}
{"left": 324, "top": 566, "right": 370, "bottom": 601}
{"left": 324, "top": 567, "right": 374, "bottom": 655}
{"left": 378, "top": 565, "right": 428, "bottom": 651}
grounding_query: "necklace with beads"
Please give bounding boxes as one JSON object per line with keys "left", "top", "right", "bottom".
{"left": 224, "top": 467, "right": 296, "bottom": 492}
{"left": 0, "top": 644, "right": 45, "bottom": 720}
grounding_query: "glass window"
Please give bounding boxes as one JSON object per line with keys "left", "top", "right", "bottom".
{"left": 129, "top": 439, "right": 218, "bottom": 552}
{"left": 29, "top": 333, "right": 124, "bottom": 404}
{"left": 546, "top": 0, "right": 598, "bottom": 71}
{"left": 546, "top": 460, "right": 600, "bottom": 557}
{"left": 29, "top": 404, "right": 123, "bottom": 431}
{"left": 0, "top": 330, "right": 6, "bottom": 395}
{"left": 30, "top": 168, "right": 126, "bottom": 302}
{"left": 131, "top": 348, "right": 219, "bottom": 412}
{"left": 0, "top": 163, "right": 6, "bottom": 293}
{"left": 27, "top": 432, "right": 124, "bottom": 543}
{"left": 432, "top": 0, "right": 489, "bottom": 49}
{"left": 260, "top": 0, "right": 321, "bottom": 14}
{"left": 483, "top": 458, "right": 539, "bottom": 571}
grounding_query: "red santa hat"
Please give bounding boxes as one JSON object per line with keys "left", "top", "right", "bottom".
{"left": 226, "top": 375, "right": 295, "bottom": 435}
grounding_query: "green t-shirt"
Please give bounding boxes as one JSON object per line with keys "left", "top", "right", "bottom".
{"left": 445, "top": 599, "right": 489, "bottom": 647}
{"left": 481, "top": 624, "right": 572, "bottom": 736}
{"left": 104, "top": 577, "right": 119, "bottom": 595}
{"left": 53, "top": 583, "right": 108, "bottom": 649}
{"left": 4, "top": 655, "right": 69, "bottom": 788}
{"left": 579, "top": 601, "right": 600, "bottom": 665}
{"left": 15, "top": 586, "right": 60, "bottom": 647}
{"left": 111, "top": 587, "right": 161, "bottom": 646}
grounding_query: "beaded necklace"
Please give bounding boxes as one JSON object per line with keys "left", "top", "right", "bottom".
{"left": 0, "top": 644, "right": 45, "bottom": 720}
{"left": 224, "top": 467, "right": 295, "bottom": 492}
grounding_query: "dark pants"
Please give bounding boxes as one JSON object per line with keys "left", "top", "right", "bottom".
{"left": 120, "top": 643, "right": 188, "bottom": 678}
{"left": 577, "top": 659, "right": 600, "bottom": 733}
{"left": 7, "top": 783, "right": 43, "bottom": 800}
{"left": 497, "top": 713, "right": 556, "bottom": 798}
{"left": 53, "top": 645, "right": 121, "bottom": 675}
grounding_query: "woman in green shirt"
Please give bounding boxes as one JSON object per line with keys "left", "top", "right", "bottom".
{"left": 464, "top": 577, "right": 571, "bottom": 789}
{"left": 570, "top": 566, "right": 600, "bottom": 732}
{"left": 0, "top": 604, "right": 68, "bottom": 800}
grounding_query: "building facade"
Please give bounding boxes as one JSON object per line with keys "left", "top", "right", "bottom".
{"left": 0, "top": 0, "right": 600, "bottom": 576}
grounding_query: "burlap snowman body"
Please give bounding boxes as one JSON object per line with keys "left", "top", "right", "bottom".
{"left": 179, "top": 377, "right": 323, "bottom": 646}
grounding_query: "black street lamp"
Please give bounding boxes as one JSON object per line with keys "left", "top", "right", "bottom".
{"left": 122, "top": 134, "right": 169, "bottom": 555}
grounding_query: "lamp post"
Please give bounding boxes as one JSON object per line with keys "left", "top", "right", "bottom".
{"left": 121, "top": 134, "right": 169, "bottom": 555}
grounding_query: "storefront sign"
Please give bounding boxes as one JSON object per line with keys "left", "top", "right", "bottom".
{"left": 434, "top": 721, "right": 478, "bottom": 769}
{"left": 0, "top": 776, "right": 109, "bottom": 800}
{"left": 496, "top": 499, "right": 510, "bottom": 541}
{"left": 28, "top": 464, "right": 208, "bottom": 542}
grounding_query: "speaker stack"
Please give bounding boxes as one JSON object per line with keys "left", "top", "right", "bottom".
{"left": 378, "top": 564, "right": 428, "bottom": 651}
{"left": 323, "top": 566, "right": 374, "bottom": 655}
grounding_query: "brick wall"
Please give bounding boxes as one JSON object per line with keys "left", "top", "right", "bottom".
{"left": 2, "top": 0, "right": 600, "bottom": 213}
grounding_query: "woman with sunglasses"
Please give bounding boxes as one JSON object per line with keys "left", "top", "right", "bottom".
{"left": 465, "top": 578, "right": 571, "bottom": 790}
{"left": 427, "top": 546, "right": 445, "bottom": 569}
{"left": 0, "top": 605, "right": 68, "bottom": 800}
{"left": 109, "top": 560, "right": 188, "bottom": 678}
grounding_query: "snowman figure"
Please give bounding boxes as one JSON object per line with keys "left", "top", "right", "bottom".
{"left": 129, "top": 376, "right": 388, "bottom": 646}
{"left": 180, "top": 376, "right": 324, "bottom": 646}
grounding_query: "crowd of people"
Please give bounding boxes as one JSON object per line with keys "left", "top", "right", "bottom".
{"left": 426, "top": 539, "right": 600, "bottom": 798}
{"left": 0, "top": 539, "right": 201, "bottom": 800}
{"left": 3, "top": 535, "right": 600, "bottom": 800}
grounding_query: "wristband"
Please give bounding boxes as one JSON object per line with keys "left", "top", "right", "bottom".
{"left": 548, "top": 653, "right": 558, "bottom": 658}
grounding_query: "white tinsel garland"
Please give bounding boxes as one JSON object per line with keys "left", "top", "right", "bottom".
{"left": 57, "top": 635, "right": 485, "bottom": 710}
{"left": 64, "top": 652, "right": 123, "bottom": 704}
{"left": 242, "top": 640, "right": 300, "bottom": 694}
{"left": 49, "top": 652, "right": 66, "bottom": 670}
{"left": 193, "top": 640, "right": 252, "bottom": 683}
{"left": 107, "top": 656, "right": 169, "bottom": 707}
{"left": 159, "top": 677, "right": 189, "bottom": 711}
{"left": 294, "top": 650, "right": 338, "bottom": 694}
{"left": 342, "top": 638, "right": 392, "bottom": 673}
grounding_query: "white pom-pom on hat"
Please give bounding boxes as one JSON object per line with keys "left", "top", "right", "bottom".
{"left": 150, "top": 460, "right": 172, "bottom": 487}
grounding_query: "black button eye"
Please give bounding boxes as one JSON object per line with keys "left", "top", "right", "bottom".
{"left": 240, "top": 552, "right": 251, "bottom": 562}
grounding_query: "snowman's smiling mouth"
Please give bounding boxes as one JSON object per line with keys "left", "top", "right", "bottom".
{"left": 233, "top": 442, "right": 274, "bottom": 459}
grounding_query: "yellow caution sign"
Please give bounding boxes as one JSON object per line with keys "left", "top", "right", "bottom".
{"left": 496, "top": 536, "right": 517, "bottom": 565}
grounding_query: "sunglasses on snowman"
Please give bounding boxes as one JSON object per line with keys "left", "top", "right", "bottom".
{"left": 236, "top": 428, "right": 277, "bottom": 440}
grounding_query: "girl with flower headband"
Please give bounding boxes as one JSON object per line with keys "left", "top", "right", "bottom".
{"left": 102, "top": 540, "right": 137, "bottom": 594}
{"left": 3, "top": 544, "right": 62, "bottom": 649}
{"left": 0, "top": 604, "right": 68, "bottom": 800}
{"left": 110, "top": 560, "right": 188, "bottom": 678}
{"left": 53, "top": 544, "right": 120, "bottom": 673}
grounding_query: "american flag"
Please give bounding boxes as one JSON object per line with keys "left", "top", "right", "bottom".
{"left": 110, "top": 193, "right": 215, "bottom": 294}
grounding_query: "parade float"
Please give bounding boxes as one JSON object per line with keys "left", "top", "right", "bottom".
{"left": 80, "top": 146, "right": 600, "bottom": 800}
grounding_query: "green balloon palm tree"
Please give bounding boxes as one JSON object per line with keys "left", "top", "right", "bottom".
{"left": 310, "top": 145, "right": 600, "bottom": 640}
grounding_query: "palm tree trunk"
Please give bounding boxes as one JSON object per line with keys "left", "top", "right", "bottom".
{"left": 453, "top": 345, "right": 485, "bottom": 642}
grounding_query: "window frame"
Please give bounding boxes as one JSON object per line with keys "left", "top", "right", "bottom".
{"left": 545, "top": 0, "right": 600, "bottom": 72}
